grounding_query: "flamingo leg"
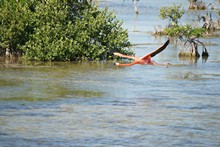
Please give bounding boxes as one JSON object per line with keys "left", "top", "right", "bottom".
{"left": 113, "top": 52, "right": 136, "bottom": 60}
{"left": 151, "top": 60, "right": 171, "bottom": 67}
{"left": 114, "top": 61, "right": 137, "bottom": 66}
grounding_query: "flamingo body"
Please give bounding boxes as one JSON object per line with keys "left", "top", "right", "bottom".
{"left": 114, "top": 40, "right": 170, "bottom": 67}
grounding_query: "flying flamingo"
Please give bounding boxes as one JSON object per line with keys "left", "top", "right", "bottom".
{"left": 114, "top": 39, "right": 170, "bottom": 67}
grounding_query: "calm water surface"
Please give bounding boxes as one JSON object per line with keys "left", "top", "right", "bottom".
{"left": 1, "top": 0, "right": 220, "bottom": 146}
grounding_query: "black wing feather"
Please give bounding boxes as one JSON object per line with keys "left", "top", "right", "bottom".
{"left": 150, "top": 39, "right": 170, "bottom": 57}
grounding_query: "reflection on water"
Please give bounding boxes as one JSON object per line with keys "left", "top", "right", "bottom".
{"left": 1, "top": 0, "right": 220, "bottom": 146}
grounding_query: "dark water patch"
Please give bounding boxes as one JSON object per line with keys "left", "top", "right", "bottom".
{"left": 0, "top": 79, "right": 23, "bottom": 87}
{"left": 166, "top": 104, "right": 220, "bottom": 111}
{"left": 169, "top": 72, "right": 218, "bottom": 81}
{"left": 0, "top": 89, "right": 103, "bottom": 102}
{"left": 0, "top": 136, "right": 144, "bottom": 146}
{"left": 111, "top": 100, "right": 136, "bottom": 106}
{"left": 0, "top": 111, "right": 55, "bottom": 117}
{"left": 0, "top": 97, "right": 56, "bottom": 102}
{"left": 21, "top": 112, "right": 55, "bottom": 117}
{"left": 0, "top": 132, "right": 9, "bottom": 136}
{"left": 203, "top": 73, "right": 220, "bottom": 76}
{"left": 170, "top": 125, "right": 206, "bottom": 131}
{"left": 70, "top": 90, "right": 103, "bottom": 98}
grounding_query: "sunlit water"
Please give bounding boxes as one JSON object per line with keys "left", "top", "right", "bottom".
{"left": 1, "top": 0, "right": 220, "bottom": 146}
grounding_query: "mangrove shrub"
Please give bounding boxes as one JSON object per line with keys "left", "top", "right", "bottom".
{"left": 159, "top": 4, "right": 208, "bottom": 58}
{"left": 0, "top": 0, "right": 132, "bottom": 61}
{"left": 160, "top": 4, "right": 184, "bottom": 26}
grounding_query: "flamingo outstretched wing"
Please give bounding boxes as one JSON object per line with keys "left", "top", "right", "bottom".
{"left": 140, "top": 39, "right": 170, "bottom": 60}
{"left": 113, "top": 52, "right": 136, "bottom": 60}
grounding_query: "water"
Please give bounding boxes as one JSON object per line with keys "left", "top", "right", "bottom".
{"left": 1, "top": 0, "right": 220, "bottom": 146}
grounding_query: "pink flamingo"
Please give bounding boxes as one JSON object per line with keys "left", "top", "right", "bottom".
{"left": 114, "top": 40, "right": 170, "bottom": 67}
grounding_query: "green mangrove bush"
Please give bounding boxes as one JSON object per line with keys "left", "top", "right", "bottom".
{"left": 0, "top": 0, "right": 32, "bottom": 55}
{"left": 159, "top": 4, "right": 208, "bottom": 58}
{"left": 160, "top": 4, "right": 184, "bottom": 26}
{"left": 0, "top": 0, "right": 132, "bottom": 61}
{"left": 164, "top": 25, "right": 205, "bottom": 38}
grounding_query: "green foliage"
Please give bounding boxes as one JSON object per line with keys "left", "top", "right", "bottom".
{"left": 67, "top": 5, "right": 132, "bottom": 61}
{"left": 160, "top": 4, "right": 184, "bottom": 26}
{"left": 0, "top": 0, "right": 132, "bottom": 61}
{"left": 164, "top": 25, "right": 206, "bottom": 38}
{"left": 21, "top": 0, "right": 73, "bottom": 61}
{"left": 0, "top": 0, "right": 33, "bottom": 53}
{"left": 160, "top": 4, "right": 205, "bottom": 39}
{"left": 158, "top": 3, "right": 208, "bottom": 58}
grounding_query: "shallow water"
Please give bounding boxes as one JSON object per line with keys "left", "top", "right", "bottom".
{"left": 1, "top": 0, "right": 220, "bottom": 146}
